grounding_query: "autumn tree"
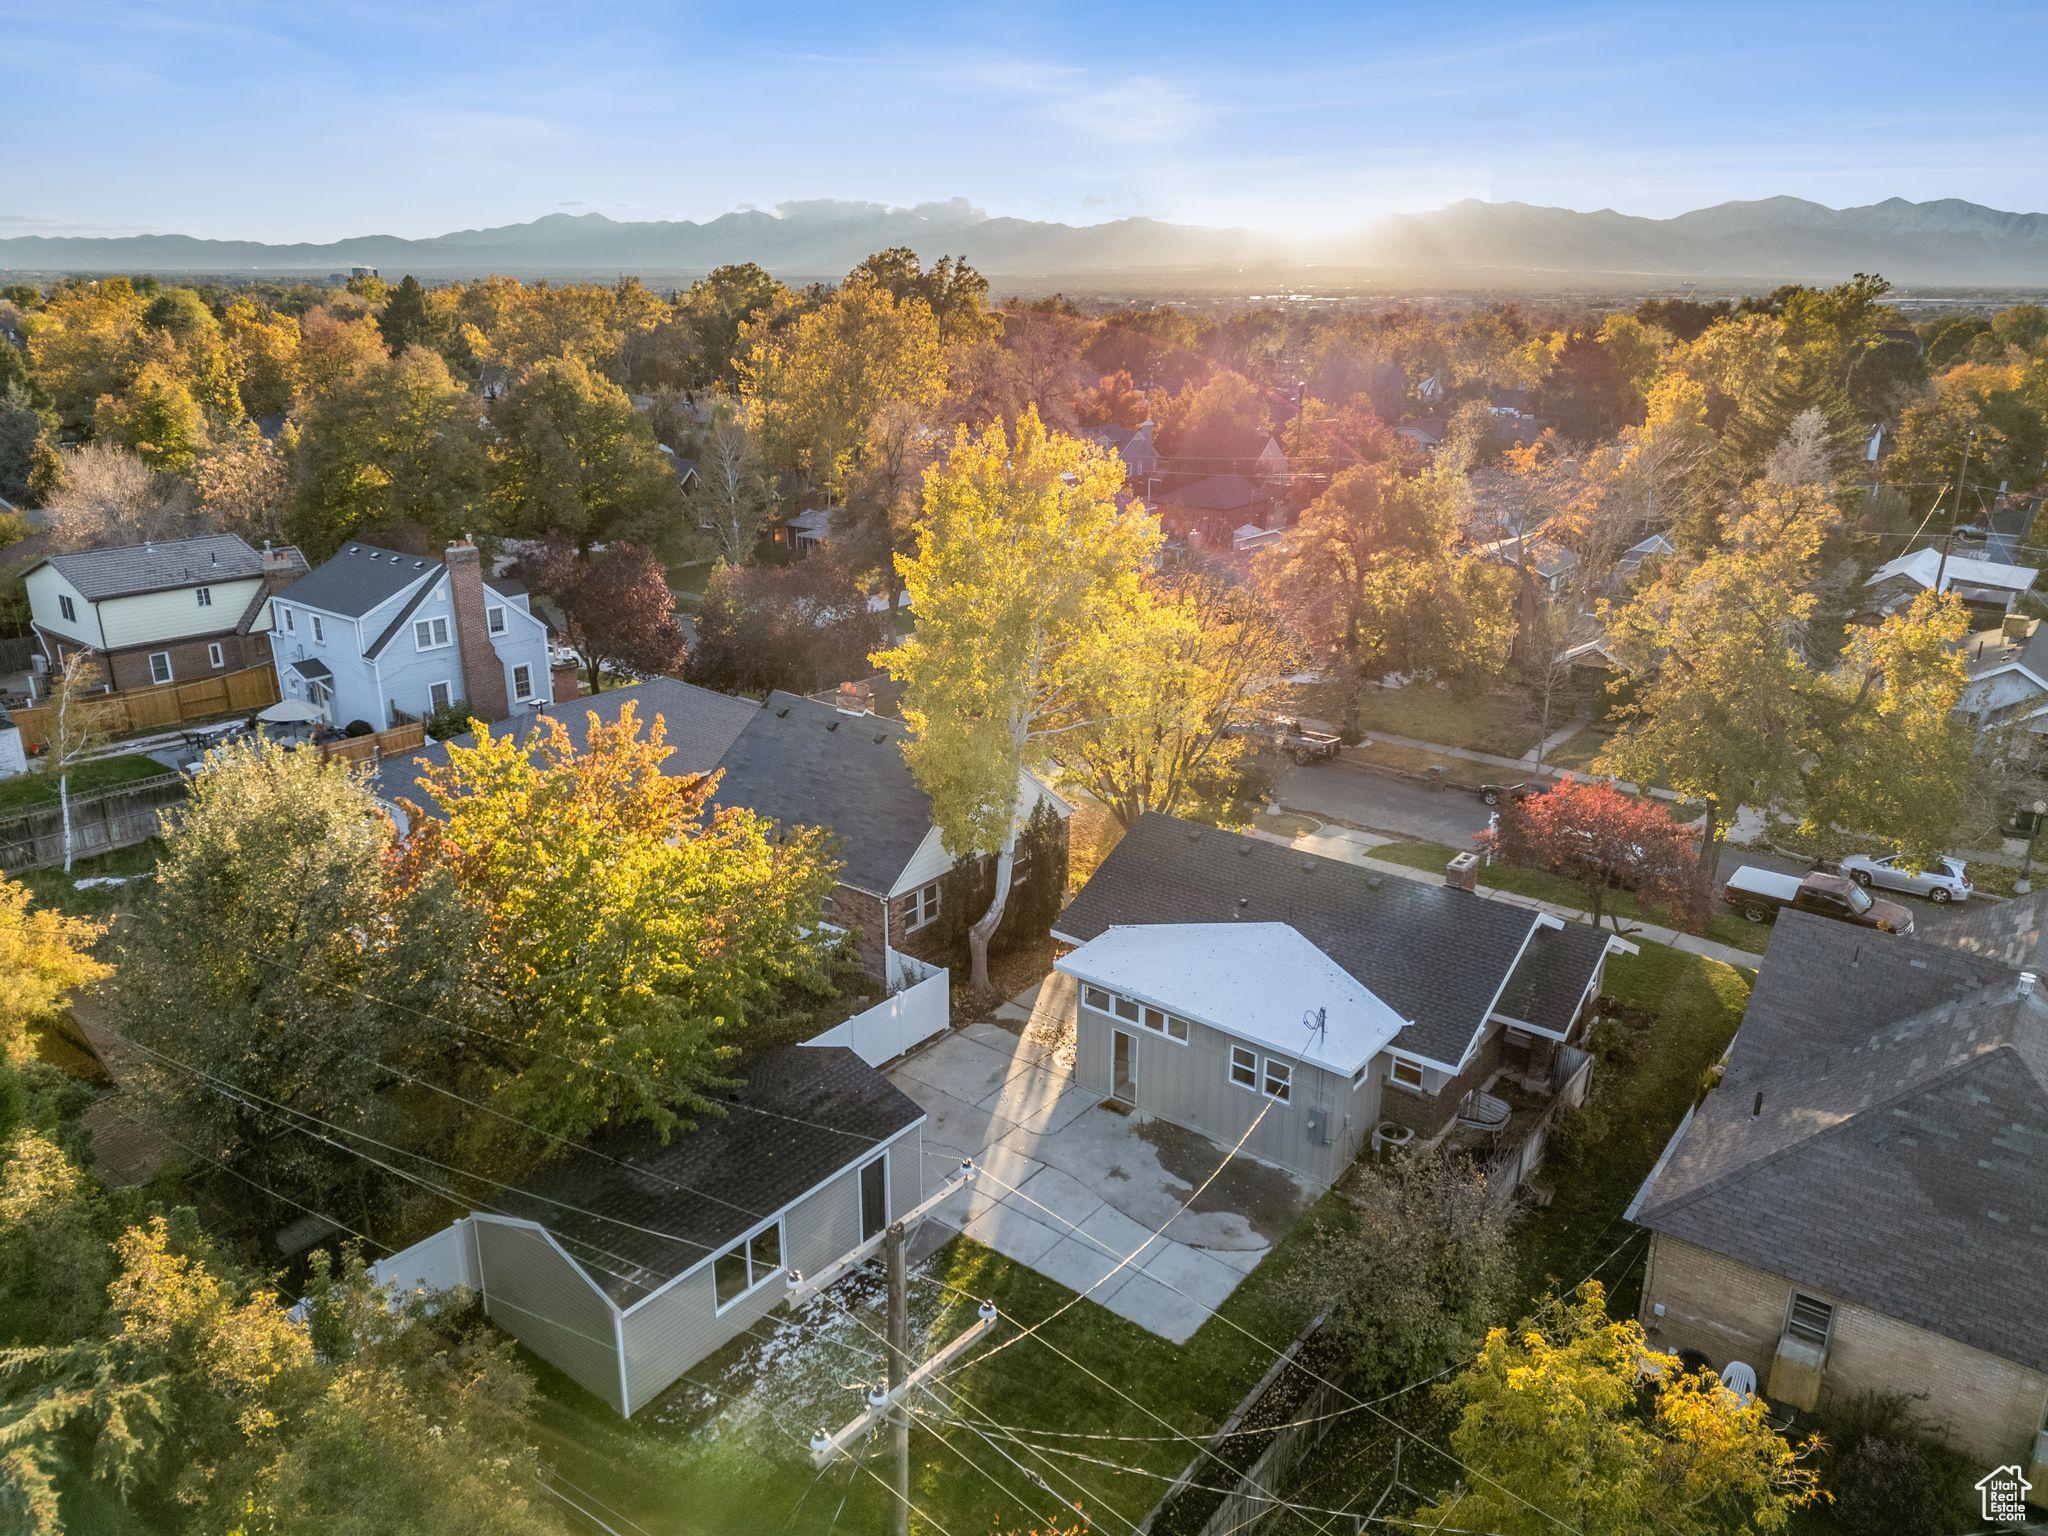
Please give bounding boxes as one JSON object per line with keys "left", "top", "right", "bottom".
{"left": 846, "top": 247, "right": 1000, "bottom": 348}
{"left": 1412, "top": 1286, "right": 1822, "bottom": 1536}
{"left": 1304, "top": 1152, "right": 1513, "bottom": 1394}
{"left": 0, "top": 1214, "right": 320, "bottom": 1532}
{"left": 509, "top": 536, "right": 687, "bottom": 692}
{"left": 396, "top": 704, "right": 841, "bottom": 1142}
{"left": 194, "top": 425, "right": 292, "bottom": 544}
{"left": 0, "top": 877, "right": 107, "bottom": 1064}
{"left": 111, "top": 741, "right": 463, "bottom": 1215}
{"left": 1046, "top": 568, "right": 1297, "bottom": 827}
{"left": 221, "top": 297, "right": 303, "bottom": 417}
{"left": 294, "top": 305, "right": 387, "bottom": 405}
{"left": 676, "top": 262, "right": 791, "bottom": 389}
{"left": 1077, "top": 369, "right": 1150, "bottom": 430}
{"left": 1257, "top": 462, "right": 1515, "bottom": 738}
{"left": 44, "top": 653, "right": 115, "bottom": 874}
{"left": 0, "top": 1130, "right": 114, "bottom": 1351}
{"left": 21, "top": 278, "right": 148, "bottom": 431}
{"left": 878, "top": 409, "right": 1157, "bottom": 990}
{"left": 1159, "top": 368, "right": 1269, "bottom": 467}
{"left": 290, "top": 345, "right": 486, "bottom": 559}
{"left": 740, "top": 275, "right": 947, "bottom": 493}
{"left": 376, "top": 274, "right": 435, "bottom": 356}
{"left": 1483, "top": 780, "right": 1703, "bottom": 930}
{"left": 487, "top": 353, "right": 684, "bottom": 554}
{"left": 687, "top": 414, "right": 776, "bottom": 563}
{"left": 43, "top": 442, "right": 196, "bottom": 551}
{"left": 687, "top": 556, "right": 882, "bottom": 698}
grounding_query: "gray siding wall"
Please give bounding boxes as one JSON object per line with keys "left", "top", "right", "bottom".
{"left": 474, "top": 1219, "right": 623, "bottom": 1412}
{"left": 615, "top": 1126, "right": 925, "bottom": 1416}
{"left": 1072, "top": 998, "right": 1376, "bottom": 1186}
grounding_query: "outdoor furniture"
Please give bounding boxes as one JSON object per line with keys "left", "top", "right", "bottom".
{"left": 1720, "top": 1360, "right": 1758, "bottom": 1406}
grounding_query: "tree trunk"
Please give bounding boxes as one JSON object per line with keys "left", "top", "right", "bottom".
{"left": 1694, "top": 800, "right": 1721, "bottom": 897}
{"left": 966, "top": 830, "right": 1018, "bottom": 994}
{"left": 585, "top": 657, "right": 604, "bottom": 694}
{"left": 60, "top": 771, "right": 74, "bottom": 874}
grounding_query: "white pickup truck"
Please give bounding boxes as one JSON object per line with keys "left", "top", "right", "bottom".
{"left": 1722, "top": 866, "right": 1915, "bottom": 936}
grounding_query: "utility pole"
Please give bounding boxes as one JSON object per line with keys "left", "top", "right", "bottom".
{"left": 1933, "top": 427, "right": 1977, "bottom": 595}
{"left": 809, "top": 1161, "right": 992, "bottom": 1533}
{"left": 886, "top": 1219, "right": 911, "bottom": 1536}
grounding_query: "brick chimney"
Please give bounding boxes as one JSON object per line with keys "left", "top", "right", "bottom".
{"left": 259, "top": 541, "right": 302, "bottom": 596}
{"left": 1445, "top": 850, "right": 1481, "bottom": 893}
{"left": 551, "top": 657, "right": 581, "bottom": 703}
{"left": 444, "top": 536, "right": 510, "bottom": 722}
{"left": 834, "top": 679, "right": 874, "bottom": 715}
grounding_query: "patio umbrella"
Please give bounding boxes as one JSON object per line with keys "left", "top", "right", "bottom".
{"left": 258, "top": 700, "right": 327, "bottom": 724}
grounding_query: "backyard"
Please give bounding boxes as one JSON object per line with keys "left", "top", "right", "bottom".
{"left": 0, "top": 753, "right": 170, "bottom": 813}
{"left": 525, "top": 1203, "right": 1346, "bottom": 1536}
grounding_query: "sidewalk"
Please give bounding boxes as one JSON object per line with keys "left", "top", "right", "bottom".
{"left": 1250, "top": 822, "right": 1763, "bottom": 971}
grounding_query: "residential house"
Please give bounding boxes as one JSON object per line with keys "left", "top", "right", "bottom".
{"left": 373, "top": 678, "right": 1072, "bottom": 983}
{"left": 1475, "top": 528, "right": 1579, "bottom": 598}
{"left": 1091, "top": 421, "right": 1160, "bottom": 498}
{"left": 268, "top": 538, "right": 554, "bottom": 729}
{"left": 24, "top": 534, "right": 307, "bottom": 692}
{"left": 1630, "top": 911, "right": 2048, "bottom": 1483}
{"left": 779, "top": 505, "right": 834, "bottom": 555}
{"left": 1961, "top": 619, "right": 2048, "bottom": 736}
{"left": 1615, "top": 530, "right": 1675, "bottom": 579}
{"left": 1396, "top": 417, "right": 1446, "bottom": 452}
{"left": 1861, "top": 547, "right": 2039, "bottom": 619}
{"left": 398, "top": 1045, "right": 925, "bottom": 1417}
{"left": 1155, "top": 474, "right": 1273, "bottom": 550}
{"left": 658, "top": 443, "right": 699, "bottom": 494}
{"left": 1048, "top": 815, "right": 1623, "bottom": 1186}
{"left": 1252, "top": 433, "right": 1290, "bottom": 483}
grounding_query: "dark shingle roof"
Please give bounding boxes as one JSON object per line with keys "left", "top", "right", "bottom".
{"left": 1930, "top": 888, "right": 2048, "bottom": 975}
{"left": 1636, "top": 963, "right": 2048, "bottom": 1373}
{"left": 278, "top": 542, "right": 439, "bottom": 618}
{"left": 1495, "top": 922, "right": 1611, "bottom": 1035}
{"left": 503, "top": 1046, "right": 923, "bottom": 1305}
{"left": 363, "top": 567, "right": 447, "bottom": 659}
{"left": 1053, "top": 814, "right": 1588, "bottom": 1067}
{"left": 709, "top": 692, "right": 935, "bottom": 895}
{"left": 1160, "top": 474, "right": 1262, "bottom": 511}
{"left": 43, "top": 534, "right": 263, "bottom": 600}
{"left": 370, "top": 676, "right": 757, "bottom": 809}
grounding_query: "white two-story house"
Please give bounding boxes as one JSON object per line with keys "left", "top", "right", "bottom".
{"left": 268, "top": 538, "right": 555, "bottom": 729}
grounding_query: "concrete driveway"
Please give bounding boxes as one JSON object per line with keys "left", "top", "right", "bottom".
{"left": 887, "top": 973, "right": 1312, "bottom": 1344}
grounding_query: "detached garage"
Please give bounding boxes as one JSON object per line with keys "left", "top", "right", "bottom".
{"left": 391, "top": 1046, "right": 924, "bottom": 1416}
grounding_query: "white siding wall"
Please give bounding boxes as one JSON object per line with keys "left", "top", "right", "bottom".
{"left": 97, "top": 578, "right": 264, "bottom": 649}
{"left": 25, "top": 566, "right": 103, "bottom": 649}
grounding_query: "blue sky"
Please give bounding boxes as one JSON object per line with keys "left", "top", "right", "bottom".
{"left": 8, "top": 0, "right": 2048, "bottom": 241}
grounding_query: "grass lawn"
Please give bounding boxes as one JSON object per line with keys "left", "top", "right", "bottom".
{"left": 1294, "top": 680, "right": 1541, "bottom": 759}
{"left": 1366, "top": 841, "right": 1769, "bottom": 956}
{"left": 13, "top": 840, "right": 165, "bottom": 919}
{"left": 0, "top": 754, "right": 171, "bottom": 814}
{"left": 1541, "top": 723, "right": 1613, "bottom": 772}
{"left": 666, "top": 557, "right": 716, "bottom": 595}
{"left": 526, "top": 1207, "right": 1343, "bottom": 1536}
{"left": 1511, "top": 944, "right": 1752, "bottom": 1312}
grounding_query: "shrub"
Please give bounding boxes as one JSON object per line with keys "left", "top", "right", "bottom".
{"left": 1817, "top": 1391, "right": 1976, "bottom": 1536}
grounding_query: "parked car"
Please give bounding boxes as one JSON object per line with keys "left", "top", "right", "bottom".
{"left": 1477, "top": 780, "right": 1542, "bottom": 807}
{"left": 1232, "top": 715, "right": 1342, "bottom": 764}
{"left": 1722, "top": 866, "right": 1914, "bottom": 935}
{"left": 1838, "top": 852, "right": 1972, "bottom": 904}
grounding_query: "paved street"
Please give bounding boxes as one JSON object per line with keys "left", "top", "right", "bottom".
{"left": 1274, "top": 757, "right": 1983, "bottom": 938}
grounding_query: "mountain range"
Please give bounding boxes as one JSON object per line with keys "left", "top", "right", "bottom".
{"left": 4, "top": 195, "right": 2046, "bottom": 290}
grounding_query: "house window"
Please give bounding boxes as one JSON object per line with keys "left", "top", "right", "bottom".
{"left": 58, "top": 594, "right": 76, "bottom": 622}
{"left": 1263, "top": 1059, "right": 1293, "bottom": 1103}
{"left": 512, "top": 663, "right": 534, "bottom": 701}
{"left": 1141, "top": 1006, "right": 1189, "bottom": 1044}
{"left": 1229, "top": 1045, "right": 1258, "bottom": 1090}
{"left": 147, "top": 651, "right": 173, "bottom": 685}
{"left": 1785, "top": 1293, "right": 1834, "bottom": 1349}
{"left": 488, "top": 604, "right": 506, "bottom": 634}
{"left": 282, "top": 606, "right": 295, "bottom": 633}
{"left": 1083, "top": 985, "right": 1111, "bottom": 1012}
{"left": 713, "top": 1222, "right": 785, "bottom": 1310}
{"left": 207, "top": 642, "right": 225, "bottom": 669}
{"left": 195, "top": 586, "right": 212, "bottom": 608}
{"left": 427, "top": 680, "right": 454, "bottom": 713}
{"left": 414, "top": 616, "right": 451, "bottom": 650}
{"left": 1389, "top": 1058, "right": 1426, "bottom": 1090}
{"left": 311, "top": 614, "right": 324, "bottom": 643}
{"left": 905, "top": 881, "right": 941, "bottom": 931}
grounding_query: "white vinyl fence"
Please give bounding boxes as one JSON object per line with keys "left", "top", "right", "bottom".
{"left": 804, "top": 960, "right": 949, "bottom": 1068}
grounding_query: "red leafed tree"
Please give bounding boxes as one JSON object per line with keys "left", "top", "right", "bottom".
{"left": 511, "top": 534, "right": 687, "bottom": 693}
{"left": 1077, "top": 370, "right": 1149, "bottom": 429}
{"left": 686, "top": 556, "right": 883, "bottom": 699}
{"left": 1481, "top": 778, "right": 1703, "bottom": 931}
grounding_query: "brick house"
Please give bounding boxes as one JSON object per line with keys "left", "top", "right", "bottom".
{"left": 1630, "top": 911, "right": 2048, "bottom": 1488}
{"left": 23, "top": 534, "right": 307, "bottom": 692}
{"left": 372, "top": 677, "right": 1070, "bottom": 984}
{"left": 1047, "top": 815, "right": 1623, "bottom": 1183}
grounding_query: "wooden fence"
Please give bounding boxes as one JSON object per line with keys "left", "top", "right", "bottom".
{"left": 1141, "top": 1322, "right": 1339, "bottom": 1536}
{"left": 317, "top": 721, "right": 427, "bottom": 766}
{"left": 0, "top": 772, "right": 189, "bottom": 873}
{"left": 11, "top": 665, "right": 280, "bottom": 750}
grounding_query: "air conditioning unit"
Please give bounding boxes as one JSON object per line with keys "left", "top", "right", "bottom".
{"left": 1766, "top": 1332, "right": 1826, "bottom": 1412}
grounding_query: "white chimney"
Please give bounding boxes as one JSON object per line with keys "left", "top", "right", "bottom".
{"left": 2020, "top": 971, "right": 2038, "bottom": 999}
